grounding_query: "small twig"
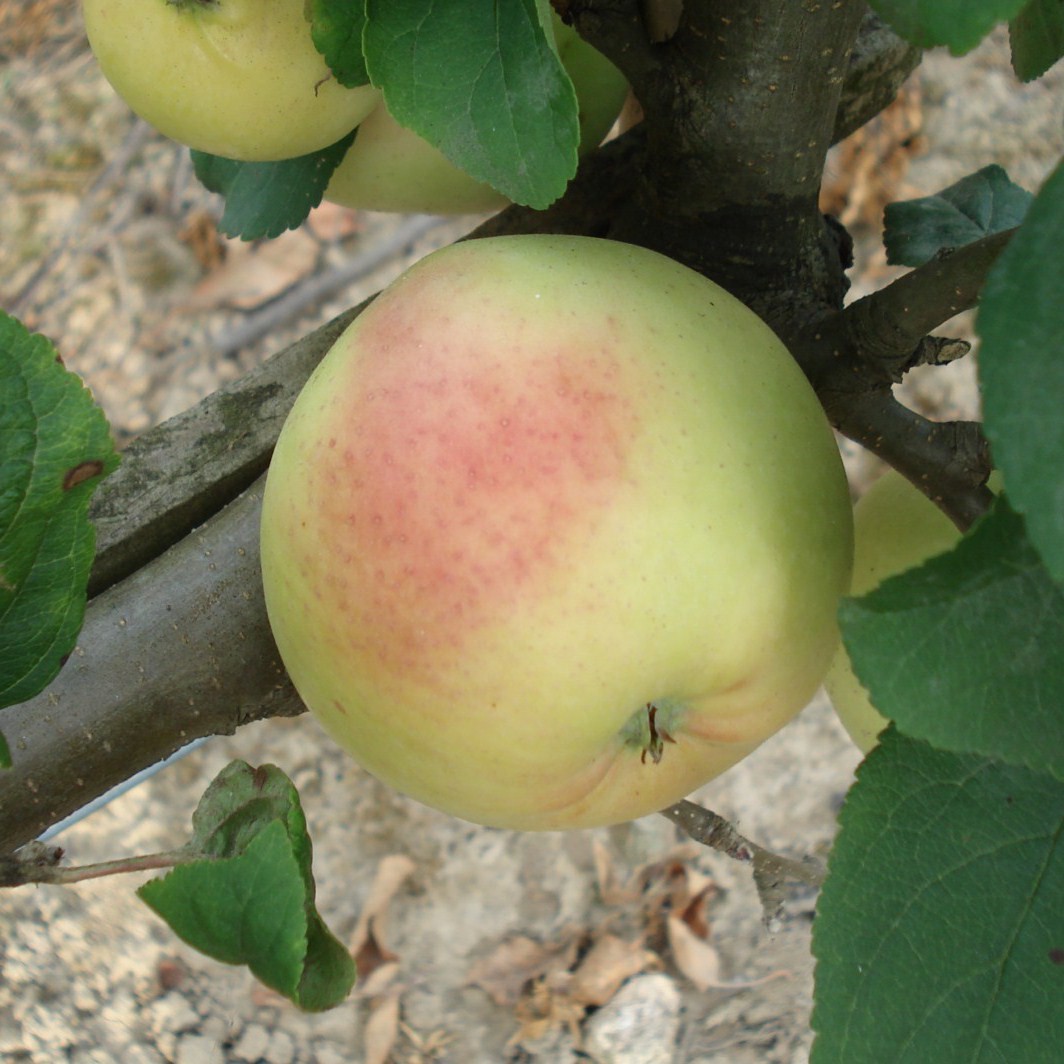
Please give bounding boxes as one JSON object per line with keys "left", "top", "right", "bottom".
{"left": 661, "top": 800, "right": 826, "bottom": 927}
{"left": 799, "top": 228, "right": 1015, "bottom": 388}
{"left": 792, "top": 228, "right": 1013, "bottom": 529}
{"left": 0, "top": 843, "right": 204, "bottom": 888}
{"left": 910, "top": 334, "right": 971, "bottom": 370}
{"left": 835, "top": 392, "right": 993, "bottom": 529}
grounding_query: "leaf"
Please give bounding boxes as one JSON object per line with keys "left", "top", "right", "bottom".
{"left": 363, "top": 986, "right": 402, "bottom": 1064}
{"left": 839, "top": 498, "right": 1064, "bottom": 780}
{"left": 0, "top": 313, "right": 118, "bottom": 723}
{"left": 884, "top": 165, "right": 1032, "bottom": 266}
{"left": 1010, "top": 0, "right": 1064, "bottom": 81}
{"left": 311, "top": 0, "right": 370, "bottom": 88}
{"left": 466, "top": 933, "right": 582, "bottom": 1007}
{"left": 868, "top": 0, "right": 1030, "bottom": 54}
{"left": 349, "top": 853, "right": 415, "bottom": 980}
{"left": 978, "top": 158, "right": 1064, "bottom": 584}
{"left": 811, "top": 731, "right": 1064, "bottom": 1063}
{"left": 184, "top": 229, "right": 321, "bottom": 312}
{"left": 567, "top": 933, "right": 654, "bottom": 1006}
{"left": 191, "top": 131, "right": 356, "bottom": 241}
{"left": 138, "top": 761, "right": 356, "bottom": 1012}
{"left": 363, "top": 0, "right": 579, "bottom": 209}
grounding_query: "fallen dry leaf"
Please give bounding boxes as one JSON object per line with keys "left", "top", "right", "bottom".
{"left": 350, "top": 854, "right": 417, "bottom": 980}
{"left": 592, "top": 838, "right": 629, "bottom": 906}
{"left": 182, "top": 227, "right": 319, "bottom": 311}
{"left": 306, "top": 201, "right": 362, "bottom": 242}
{"left": 567, "top": 933, "right": 659, "bottom": 1007}
{"left": 178, "top": 208, "right": 226, "bottom": 273}
{"left": 358, "top": 960, "right": 401, "bottom": 999}
{"left": 667, "top": 915, "right": 790, "bottom": 993}
{"left": 509, "top": 977, "right": 587, "bottom": 1049}
{"left": 363, "top": 986, "right": 402, "bottom": 1064}
{"left": 466, "top": 931, "right": 583, "bottom": 1007}
{"left": 396, "top": 1022, "right": 455, "bottom": 1063}
{"left": 352, "top": 924, "right": 397, "bottom": 981}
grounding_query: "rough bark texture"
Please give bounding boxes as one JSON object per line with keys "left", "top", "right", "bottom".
{"left": 1, "top": 479, "right": 299, "bottom": 852}
{"left": 562, "top": 0, "right": 866, "bottom": 332}
{"left": 86, "top": 306, "right": 363, "bottom": 598}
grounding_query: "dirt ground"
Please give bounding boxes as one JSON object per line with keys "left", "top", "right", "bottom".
{"left": 1, "top": 10, "right": 1062, "bottom": 1064}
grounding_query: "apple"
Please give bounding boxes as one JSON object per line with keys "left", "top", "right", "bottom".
{"left": 259, "top": 235, "right": 853, "bottom": 830}
{"left": 82, "top": 0, "right": 379, "bottom": 161}
{"left": 823, "top": 468, "right": 966, "bottom": 752}
{"left": 323, "top": 18, "right": 629, "bottom": 215}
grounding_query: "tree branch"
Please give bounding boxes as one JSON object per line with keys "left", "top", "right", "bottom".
{"left": 793, "top": 228, "right": 1013, "bottom": 528}
{"left": 86, "top": 308, "right": 362, "bottom": 598}
{"left": 661, "top": 800, "right": 825, "bottom": 926}
{"left": 0, "top": 478, "right": 300, "bottom": 854}
{"left": 800, "top": 228, "right": 1015, "bottom": 387}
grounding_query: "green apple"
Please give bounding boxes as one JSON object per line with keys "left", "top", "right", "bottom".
{"left": 323, "top": 18, "right": 628, "bottom": 215}
{"left": 260, "top": 236, "right": 853, "bottom": 830}
{"left": 823, "top": 469, "right": 965, "bottom": 752}
{"left": 82, "top": 0, "right": 379, "bottom": 161}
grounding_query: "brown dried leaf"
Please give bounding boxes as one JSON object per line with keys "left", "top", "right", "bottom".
{"left": 467, "top": 932, "right": 582, "bottom": 1007}
{"left": 667, "top": 914, "right": 724, "bottom": 991}
{"left": 509, "top": 979, "right": 587, "bottom": 1049}
{"left": 178, "top": 209, "right": 226, "bottom": 273}
{"left": 350, "top": 854, "right": 417, "bottom": 980}
{"left": 358, "top": 959, "right": 401, "bottom": 999}
{"left": 568, "top": 934, "right": 659, "bottom": 1007}
{"left": 592, "top": 838, "right": 636, "bottom": 906}
{"left": 306, "top": 201, "right": 362, "bottom": 242}
{"left": 363, "top": 986, "right": 402, "bottom": 1064}
{"left": 666, "top": 916, "right": 790, "bottom": 993}
{"left": 183, "top": 228, "right": 319, "bottom": 311}
{"left": 353, "top": 924, "right": 398, "bottom": 981}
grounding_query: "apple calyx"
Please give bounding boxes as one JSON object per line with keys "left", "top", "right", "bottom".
{"left": 619, "top": 700, "right": 683, "bottom": 765}
{"left": 170, "top": 0, "right": 217, "bottom": 12}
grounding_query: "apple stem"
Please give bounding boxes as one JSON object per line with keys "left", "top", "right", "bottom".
{"left": 660, "top": 799, "right": 826, "bottom": 926}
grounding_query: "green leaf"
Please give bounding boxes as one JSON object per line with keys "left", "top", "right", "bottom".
{"left": 138, "top": 761, "right": 356, "bottom": 1012}
{"left": 1010, "top": 0, "right": 1064, "bottom": 81}
{"left": 363, "top": 0, "right": 579, "bottom": 209}
{"left": 191, "top": 131, "right": 356, "bottom": 241}
{"left": 812, "top": 732, "right": 1064, "bottom": 1064}
{"left": 839, "top": 499, "right": 1064, "bottom": 780}
{"left": 311, "top": 0, "right": 370, "bottom": 88}
{"left": 0, "top": 313, "right": 118, "bottom": 718}
{"left": 978, "top": 158, "right": 1064, "bottom": 584}
{"left": 884, "top": 165, "right": 1032, "bottom": 266}
{"left": 868, "top": 0, "right": 1030, "bottom": 53}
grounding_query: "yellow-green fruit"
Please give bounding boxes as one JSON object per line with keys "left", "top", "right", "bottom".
{"left": 323, "top": 18, "right": 628, "bottom": 215}
{"left": 824, "top": 469, "right": 963, "bottom": 752}
{"left": 83, "top": 0, "right": 379, "bottom": 161}
{"left": 260, "top": 236, "right": 853, "bottom": 830}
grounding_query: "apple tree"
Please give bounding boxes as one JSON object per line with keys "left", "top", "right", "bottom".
{"left": 2, "top": 0, "right": 1062, "bottom": 1055}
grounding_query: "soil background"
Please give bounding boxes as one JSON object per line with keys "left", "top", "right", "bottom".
{"left": 1, "top": 9, "right": 1062, "bottom": 1063}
